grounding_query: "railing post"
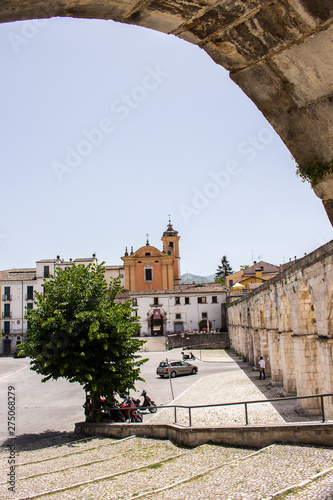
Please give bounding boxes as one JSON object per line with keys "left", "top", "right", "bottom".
{"left": 174, "top": 406, "right": 177, "bottom": 424}
{"left": 321, "top": 396, "right": 325, "bottom": 423}
{"left": 245, "top": 402, "right": 249, "bottom": 426}
{"left": 189, "top": 407, "right": 192, "bottom": 427}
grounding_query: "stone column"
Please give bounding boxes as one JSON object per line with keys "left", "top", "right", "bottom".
{"left": 318, "top": 339, "right": 333, "bottom": 420}
{"left": 293, "top": 335, "right": 321, "bottom": 413}
{"left": 259, "top": 329, "right": 270, "bottom": 375}
{"left": 268, "top": 329, "right": 282, "bottom": 385}
{"left": 253, "top": 329, "right": 261, "bottom": 368}
{"left": 246, "top": 327, "right": 254, "bottom": 365}
{"left": 279, "top": 332, "right": 296, "bottom": 395}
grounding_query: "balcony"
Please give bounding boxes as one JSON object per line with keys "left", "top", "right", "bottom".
{"left": 25, "top": 294, "right": 35, "bottom": 301}
{"left": 2, "top": 312, "right": 12, "bottom": 318}
{"left": 2, "top": 295, "right": 12, "bottom": 301}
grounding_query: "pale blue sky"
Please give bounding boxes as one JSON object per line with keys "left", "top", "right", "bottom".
{"left": 0, "top": 17, "right": 332, "bottom": 276}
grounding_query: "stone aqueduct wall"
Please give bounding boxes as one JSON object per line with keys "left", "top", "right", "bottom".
{"left": 1, "top": 1, "right": 333, "bottom": 223}
{"left": 228, "top": 240, "right": 333, "bottom": 418}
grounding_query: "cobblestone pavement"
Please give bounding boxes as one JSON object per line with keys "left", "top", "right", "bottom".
{"left": 149, "top": 349, "right": 324, "bottom": 426}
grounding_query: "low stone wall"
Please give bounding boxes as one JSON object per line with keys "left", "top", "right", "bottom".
{"left": 167, "top": 332, "right": 230, "bottom": 350}
{"left": 75, "top": 421, "right": 333, "bottom": 448}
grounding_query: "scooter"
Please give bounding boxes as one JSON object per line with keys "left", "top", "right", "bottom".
{"left": 132, "top": 390, "right": 157, "bottom": 413}
{"left": 182, "top": 351, "right": 195, "bottom": 360}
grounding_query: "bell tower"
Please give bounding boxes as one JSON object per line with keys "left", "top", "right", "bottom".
{"left": 161, "top": 218, "right": 181, "bottom": 286}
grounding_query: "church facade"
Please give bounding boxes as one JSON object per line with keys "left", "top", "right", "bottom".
{"left": 120, "top": 221, "right": 227, "bottom": 336}
{"left": 121, "top": 221, "right": 181, "bottom": 292}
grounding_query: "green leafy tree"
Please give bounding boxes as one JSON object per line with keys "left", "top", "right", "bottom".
{"left": 22, "top": 263, "right": 146, "bottom": 415}
{"left": 240, "top": 264, "right": 249, "bottom": 270}
{"left": 215, "top": 256, "right": 233, "bottom": 283}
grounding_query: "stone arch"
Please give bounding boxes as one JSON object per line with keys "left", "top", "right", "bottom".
{"left": 2, "top": 2, "right": 333, "bottom": 224}
{"left": 297, "top": 283, "right": 317, "bottom": 335}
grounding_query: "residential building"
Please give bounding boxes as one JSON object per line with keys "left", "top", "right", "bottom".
{"left": 119, "top": 283, "right": 227, "bottom": 336}
{"left": 0, "top": 255, "right": 98, "bottom": 355}
{"left": 227, "top": 261, "right": 281, "bottom": 289}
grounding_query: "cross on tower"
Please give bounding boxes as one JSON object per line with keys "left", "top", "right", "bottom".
{"left": 146, "top": 233, "right": 149, "bottom": 245}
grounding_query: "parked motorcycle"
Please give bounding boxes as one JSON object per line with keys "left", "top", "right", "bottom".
{"left": 99, "top": 397, "right": 126, "bottom": 423}
{"left": 132, "top": 390, "right": 157, "bottom": 413}
{"left": 120, "top": 396, "right": 143, "bottom": 423}
{"left": 182, "top": 351, "right": 195, "bottom": 361}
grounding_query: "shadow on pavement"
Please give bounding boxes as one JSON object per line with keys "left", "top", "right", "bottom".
{"left": 226, "top": 350, "right": 323, "bottom": 423}
{"left": 1, "top": 430, "right": 79, "bottom": 450}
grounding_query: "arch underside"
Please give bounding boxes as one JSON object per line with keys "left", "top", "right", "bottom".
{"left": 2, "top": 0, "right": 333, "bottom": 223}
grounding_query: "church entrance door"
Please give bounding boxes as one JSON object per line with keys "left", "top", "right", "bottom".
{"left": 151, "top": 317, "right": 164, "bottom": 336}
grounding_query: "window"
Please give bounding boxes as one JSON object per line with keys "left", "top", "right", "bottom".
{"left": 145, "top": 252, "right": 150, "bottom": 256}
{"left": 169, "top": 242, "right": 174, "bottom": 248}
{"left": 4, "top": 286, "right": 10, "bottom": 300}
{"left": 4, "top": 321, "right": 10, "bottom": 335}
{"left": 175, "top": 297, "right": 180, "bottom": 305}
{"left": 154, "top": 297, "right": 159, "bottom": 305}
{"left": 198, "top": 297, "right": 207, "bottom": 304}
{"left": 185, "top": 297, "right": 190, "bottom": 304}
{"left": 44, "top": 266, "right": 49, "bottom": 278}
{"left": 212, "top": 296, "right": 218, "bottom": 303}
{"left": 202, "top": 312, "right": 208, "bottom": 319}
{"left": 229, "top": 279, "right": 233, "bottom": 287}
{"left": 27, "top": 286, "right": 34, "bottom": 300}
{"left": 176, "top": 313, "right": 181, "bottom": 319}
{"left": 4, "top": 304, "right": 11, "bottom": 318}
{"left": 26, "top": 303, "right": 33, "bottom": 310}
{"left": 145, "top": 268, "right": 152, "bottom": 281}
{"left": 132, "top": 298, "right": 137, "bottom": 306}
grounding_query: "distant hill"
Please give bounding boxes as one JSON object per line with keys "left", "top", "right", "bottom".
{"left": 181, "top": 273, "right": 215, "bottom": 284}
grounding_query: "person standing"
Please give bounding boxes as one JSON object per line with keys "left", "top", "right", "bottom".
{"left": 259, "top": 356, "right": 265, "bottom": 379}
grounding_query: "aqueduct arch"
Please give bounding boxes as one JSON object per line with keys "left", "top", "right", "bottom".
{"left": 1, "top": 1, "right": 333, "bottom": 223}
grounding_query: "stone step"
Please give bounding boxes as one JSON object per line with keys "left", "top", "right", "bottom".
{"left": 273, "top": 469, "right": 333, "bottom": 499}
{"left": 38, "top": 442, "right": 254, "bottom": 499}
{"left": 2, "top": 437, "right": 333, "bottom": 499}
{"left": 15, "top": 436, "right": 119, "bottom": 465}
{"left": 0, "top": 437, "right": 183, "bottom": 499}
{"left": 14, "top": 437, "right": 179, "bottom": 478}
{"left": 140, "top": 336, "right": 166, "bottom": 351}
{"left": 144, "top": 443, "right": 333, "bottom": 499}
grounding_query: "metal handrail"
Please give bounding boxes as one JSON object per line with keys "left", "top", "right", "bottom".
{"left": 168, "top": 392, "right": 333, "bottom": 427}
{"left": 93, "top": 393, "right": 333, "bottom": 427}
